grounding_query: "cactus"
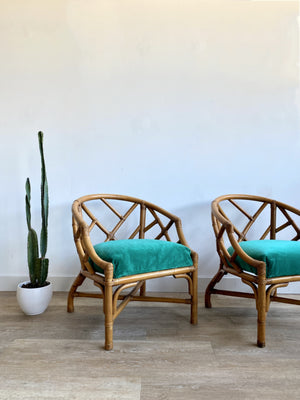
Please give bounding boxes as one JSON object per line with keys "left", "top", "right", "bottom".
{"left": 25, "top": 132, "right": 49, "bottom": 288}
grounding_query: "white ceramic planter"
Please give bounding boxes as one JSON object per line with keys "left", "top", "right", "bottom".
{"left": 17, "top": 281, "right": 53, "bottom": 315}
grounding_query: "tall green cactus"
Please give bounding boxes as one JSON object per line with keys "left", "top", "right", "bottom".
{"left": 25, "top": 132, "right": 49, "bottom": 287}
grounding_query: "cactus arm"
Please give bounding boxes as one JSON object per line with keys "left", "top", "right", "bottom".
{"left": 40, "top": 182, "right": 48, "bottom": 258}
{"left": 38, "top": 131, "right": 49, "bottom": 258}
{"left": 35, "top": 258, "right": 41, "bottom": 285}
{"left": 27, "top": 228, "right": 39, "bottom": 285}
{"left": 35, "top": 258, "right": 48, "bottom": 286}
{"left": 25, "top": 178, "right": 31, "bottom": 230}
{"left": 39, "top": 258, "right": 49, "bottom": 286}
{"left": 26, "top": 177, "right": 39, "bottom": 285}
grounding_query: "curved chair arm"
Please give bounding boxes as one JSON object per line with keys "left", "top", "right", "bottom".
{"left": 81, "top": 234, "right": 113, "bottom": 273}
{"left": 226, "top": 227, "right": 266, "bottom": 271}
{"left": 211, "top": 198, "right": 232, "bottom": 229}
{"left": 211, "top": 198, "right": 265, "bottom": 272}
{"left": 72, "top": 200, "right": 113, "bottom": 274}
{"left": 173, "top": 219, "right": 190, "bottom": 247}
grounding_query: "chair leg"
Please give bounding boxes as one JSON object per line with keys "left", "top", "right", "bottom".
{"left": 191, "top": 267, "right": 198, "bottom": 325}
{"left": 104, "top": 283, "right": 114, "bottom": 351}
{"left": 67, "top": 272, "right": 86, "bottom": 313}
{"left": 205, "top": 263, "right": 226, "bottom": 308}
{"left": 256, "top": 281, "right": 267, "bottom": 348}
{"left": 140, "top": 281, "right": 146, "bottom": 296}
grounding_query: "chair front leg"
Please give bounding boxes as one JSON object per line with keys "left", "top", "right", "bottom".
{"left": 104, "top": 278, "right": 114, "bottom": 351}
{"left": 256, "top": 278, "right": 267, "bottom": 348}
{"left": 67, "top": 272, "right": 86, "bottom": 313}
{"left": 205, "top": 262, "right": 226, "bottom": 308}
{"left": 190, "top": 252, "right": 198, "bottom": 324}
{"left": 191, "top": 267, "right": 198, "bottom": 325}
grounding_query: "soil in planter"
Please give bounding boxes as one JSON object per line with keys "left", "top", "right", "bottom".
{"left": 21, "top": 281, "right": 51, "bottom": 289}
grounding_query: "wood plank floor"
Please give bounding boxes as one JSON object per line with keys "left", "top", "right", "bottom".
{"left": 1, "top": 292, "right": 300, "bottom": 399}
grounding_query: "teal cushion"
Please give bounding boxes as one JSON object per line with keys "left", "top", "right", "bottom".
{"left": 89, "top": 239, "right": 193, "bottom": 279}
{"left": 227, "top": 240, "right": 300, "bottom": 278}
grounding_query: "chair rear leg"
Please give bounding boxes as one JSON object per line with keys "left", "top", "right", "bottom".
{"left": 67, "top": 272, "right": 86, "bottom": 313}
{"left": 140, "top": 281, "right": 146, "bottom": 296}
{"left": 205, "top": 263, "right": 226, "bottom": 308}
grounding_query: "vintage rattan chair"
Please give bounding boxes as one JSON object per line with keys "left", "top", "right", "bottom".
{"left": 205, "top": 194, "right": 300, "bottom": 347}
{"left": 68, "top": 194, "right": 198, "bottom": 350}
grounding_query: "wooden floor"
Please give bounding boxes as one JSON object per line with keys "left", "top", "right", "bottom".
{"left": 1, "top": 292, "right": 300, "bottom": 399}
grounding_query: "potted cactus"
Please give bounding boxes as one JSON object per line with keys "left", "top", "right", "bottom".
{"left": 17, "top": 131, "right": 52, "bottom": 315}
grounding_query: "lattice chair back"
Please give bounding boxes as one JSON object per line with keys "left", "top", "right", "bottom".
{"left": 73, "top": 194, "right": 185, "bottom": 241}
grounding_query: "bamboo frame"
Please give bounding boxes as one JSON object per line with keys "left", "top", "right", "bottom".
{"left": 68, "top": 194, "right": 198, "bottom": 350}
{"left": 205, "top": 194, "right": 300, "bottom": 347}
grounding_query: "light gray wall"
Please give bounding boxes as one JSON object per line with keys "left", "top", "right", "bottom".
{"left": 1, "top": 0, "right": 299, "bottom": 292}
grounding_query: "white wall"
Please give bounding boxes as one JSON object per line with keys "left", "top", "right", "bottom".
{"left": 0, "top": 0, "right": 299, "bottom": 292}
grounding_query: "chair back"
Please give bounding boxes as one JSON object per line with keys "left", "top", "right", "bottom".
{"left": 72, "top": 194, "right": 189, "bottom": 269}
{"left": 211, "top": 194, "right": 300, "bottom": 270}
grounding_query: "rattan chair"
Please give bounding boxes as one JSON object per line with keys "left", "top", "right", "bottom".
{"left": 68, "top": 194, "right": 198, "bottom": 350}
{"left": 205, "top": 194, "right": 300, "bottom": 347}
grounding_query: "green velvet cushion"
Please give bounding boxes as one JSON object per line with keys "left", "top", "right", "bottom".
{"left": 227, "top": 240, "right": 300, "bottom": 278}
{"left": 89, "top": 239, "right": 193, "bottom": 279}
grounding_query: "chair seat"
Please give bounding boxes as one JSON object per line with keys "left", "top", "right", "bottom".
{"left": 90, "top": 239, "right": 193, "bottom": 279}
{"left": 228, "top": 240, "right": 300, "bottom": 278}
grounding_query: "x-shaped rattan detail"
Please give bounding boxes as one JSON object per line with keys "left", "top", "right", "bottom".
{"left": 219, "top": 199, "right": 300, "bottom": 243}
{"left": 81, "top": 199, "right": 176, "bottom": 242}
